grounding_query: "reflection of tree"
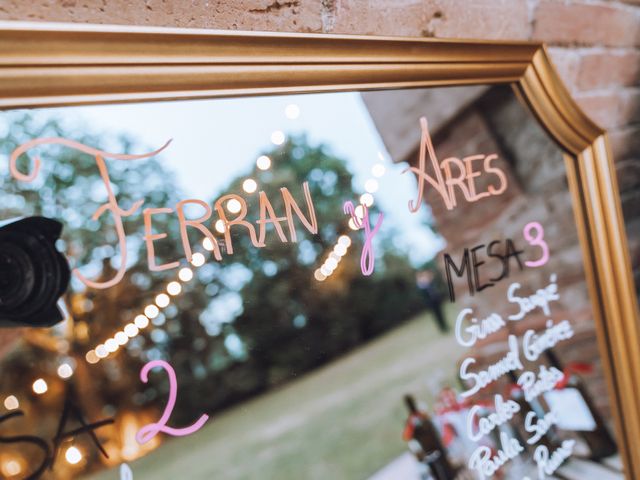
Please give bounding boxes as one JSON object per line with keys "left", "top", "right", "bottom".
{"left": 0, "top": 112, "right": 214, "bottom": 475}
{"left": 205, "top": 136, "right": 424, "bottom": 393}
{"left": 0, "top": 115, "right": 423, "bottom": 477}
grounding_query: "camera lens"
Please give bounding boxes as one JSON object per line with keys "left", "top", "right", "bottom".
{"left": 0, "top": 242, "right": 35, "bottom": 308}
{"left": 0, "top": 217, "right": 70, "bottom": 328}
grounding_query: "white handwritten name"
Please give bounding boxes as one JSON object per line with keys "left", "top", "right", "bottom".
{"left": 534, "top": 440, "right": 575, "bottom": 479}
{"left": 522, "top": 319, "right": 574, "bottom": 362}
{"left": 466, "top": 394, "right": 520, "bottom": 442}
{"left": 518, "top": 365, "right": 564, "bottom": 402}
{"left": 525, "top": 410, "right": 558, "bottom": 445}
{"left": 455, "top": 308, "right": 506, "bottom": 347}
{"left": 460, "top": 335, "right": 523, "bottom": 398}
{"left": 468, "top": 431, "right": 524, "bottom": 479}
{"left": 508, "top": 274, "right": 559, "bottom": 321}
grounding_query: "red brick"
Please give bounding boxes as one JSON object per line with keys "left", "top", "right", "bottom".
{"left": 616, "top": 159, "right": 640, "bottom": 194}
{"left": 533, "top": 1, "right": 640, "bottom": 47}
{"left": 328, "top": 0, "right": 530, "bottom": 39}
{"left": 0, "top": 0, "right": 324, "bottom": 32}
{"left": 609, "top": 125, "right": 640, "bottom": 160}
{"left": 576, "top": 50, "right": 640, "bottom": 90}
{"left": 548, "top": 47, "right": 582, "bottom": 91}
{"left": 575, "top": 88, "right": 640, "bottom": 129}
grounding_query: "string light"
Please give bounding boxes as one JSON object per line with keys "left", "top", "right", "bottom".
{"left": 226, "top": 198, "right": 242, "bottom": 214}
{"left": 1, "top": 459, "right": 22, "bottom": 477}
{"left": 95, "top": 345, "right": 108, "bottom": 359}
{"left": 115, "top": 331, "right": 129, "bottom": 345}
{"left": 360, "top": 193, "right": 374, "bottom": 207}
{"left": 167, "top": 281, "right": 181, "bottom": 296}
{"left": 134, "top": 314, "right": 150, "bottom": 329}
{"left": 65, "top": 446, "right": 83, "bottom": 465}
{"left": 179, "top": 267, "right": 193, "bottom": 282}
{"left": 57, "top": 363, "right": 74, "bottom": 379}
{"left": 144, "top": 304, "right": 159, "bottom": 319}
{"left": 124, "top": 323, "right": 139, "bottom": 338}
{"left": 155, "top": 293, "right": 170, "bottom": 308}
{"left": 85, "top": 350, "right": 99, "bottom": 364}
{"left": 202, "top": 237, "right": 214, "bottom": 251}
{"left": 364, "top": 179, "right": 379, "bottom": 193}
{"left": 372, "top": 163, "right": 386, "bottom": 177}
{"left": 243, "top": 178, "right": 258, "bottom": 193}
{"left": 104, "top": 339, "right": 118, "bottom": 353}
{"left": 270, "top": 130, "right": 285, "bottom": 145}
{"left": 32, "top": 379, "right": 48, "bottom": 395}
{"left": 4, "top": 395, "right": 19, "bottom": 410}
{"left": 285, "top": 103, "right": 300, "bottom": 119}
{"left": 214, "top": 219, "right": 226, "bottom": 233}
{"left": 256, "top": 155, "right": 271, "bottom": 170}
{"left": 315, "top": 235, "right": 352, "bottom": 281}
{"left": 190, "top": 253, "right": 205, "bottom": 267}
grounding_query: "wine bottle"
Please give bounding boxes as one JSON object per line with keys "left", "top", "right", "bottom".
{"left": 403, "top": 394, "right": 458, "bottom": 480}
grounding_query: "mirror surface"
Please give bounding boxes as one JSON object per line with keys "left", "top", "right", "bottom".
{"left": 0, "top": 85, "right": 623, "bottom": 480}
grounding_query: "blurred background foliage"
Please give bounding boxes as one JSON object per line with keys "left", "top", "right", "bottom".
{"left": 0, "top": 111, "right": 425, "bottom": 476}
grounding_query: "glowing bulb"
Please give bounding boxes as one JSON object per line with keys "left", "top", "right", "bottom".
{"left": 178, "top": 267, "right": 193, "bottom": 282}
{"left": 32, "top": 379, "right": 48, "bottom": 395}
{"left": 354, "top": 205, "right": 366, "bottom": 219}
{"left": 338, "top": 235, "right": 351, "bottom": 247}
{"left": 156, "top": 293, "right": 170, "bottom": 308}
{"left": 360, "top": 193, "right": 374, "bottom": 207}
{"left": 65, "top": 446, "right": 82, "bottom": 465}
{"left": 95, "top": 345, "right": 107, "bottom": 359}
{"left": 85, "top": 350, "right": 99, "bottom": 364}
{"left": 203, "top": 237, "right": 214, "bottom": 251}
{"left": 364, "top": 179, "right": 379, "bottom": 193}
{"left": 226, "top": 198, "right": 242, "bottom": 214}
{"left": 325, "top": 258, "right": 338, "bottom": 269}
{"left": 115, "top": 331, "right": 129, "bottom": 345}
{"left": 348, "top": 218, "right": 359, "bottom": 230}
{"left": 271, "top": 130, "right": 285, "bottom": 145}
{"left": 124, "top": 323, "right": 139, "bottom": 338}
{"left": 256, "top": 155, "right": 271, "bottom": 170}
{"left": 320, "top": 265, "right": 332, "bottom": 276}
{"left": 334, "top": 244, "right": 347, "bottom": 256}
{"left": 214, "top": 219, "right": 226, "bottom": 233}
{"left": 243, "top": 178, "right": 257, "bottom": 193}
{"left": 167, "top": 281, "right": 182, "bottom": 296}
{"left": 134, "top": 314, "right": 150, "bottom": 329}
{"left": 2, "top": 459, "right": 21, "bottom": 476}
{"left": 104, "top": 338, "right": 118, "bottom": 353}
{"left": 57, "top": 363, "right": 73, "bottom": 379}
{"left": 4, "top": 395, "right": 19, "bottom": 410}
{"left": 372, "top": 163, "right": 386, "bottom": 177}
{"left": 314, "top": 270, "right": 326, "bottom": 282}
{"left": 285, "top": 103, "right": 300, "bottom": 119}
{"left": 190, "top": 253, "right": 205, "bottom": 267}
{"left": 329, "top": 252, "right": 341, "bottom": 262}
{"left": 144, "top": 304, "right": 159, "bottom": 319}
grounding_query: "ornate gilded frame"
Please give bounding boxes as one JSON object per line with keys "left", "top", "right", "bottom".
{"left": 1, "top": 21, "right": 638, "bottom": 478}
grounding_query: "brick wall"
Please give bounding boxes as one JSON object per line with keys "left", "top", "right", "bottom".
{"left": 1, "top": 0, "right": 638, "bottom": 288}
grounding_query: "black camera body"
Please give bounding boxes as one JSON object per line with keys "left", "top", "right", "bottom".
{"left": 0, "top": 216, "right": 70, "bottom": 328}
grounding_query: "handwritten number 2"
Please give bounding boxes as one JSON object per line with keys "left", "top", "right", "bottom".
{"left": 136, "top": 360, "right": 209, "bottom": 444}
{"left": 523, "top": 221, "right": 549, "bottom": 267}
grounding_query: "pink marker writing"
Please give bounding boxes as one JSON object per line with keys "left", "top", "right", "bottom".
{"left": 523, "top": 221, "right": 549, "bottom": 267}
{"left": 136, "top": 360, "right": 209, "bottom": 445}
{"left": 343, "top": 201, "right": 383, "bottom": 276}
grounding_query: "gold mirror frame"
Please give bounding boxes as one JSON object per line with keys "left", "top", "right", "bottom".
{"left": 1, "top": 21, "right": 639, "bottom": 478}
